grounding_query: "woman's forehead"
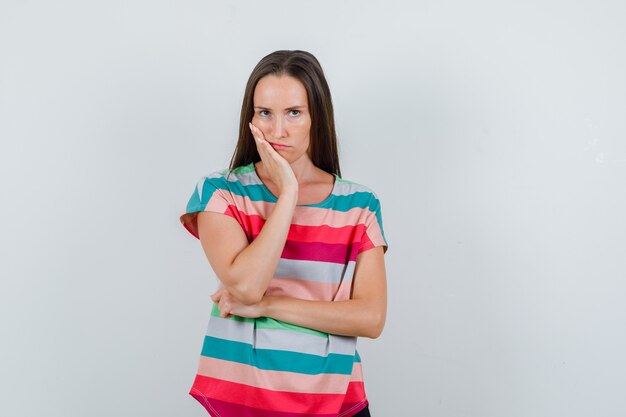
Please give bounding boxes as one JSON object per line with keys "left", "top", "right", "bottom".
{"left": 254, "top": 75, "right": 308, "bottom": 107}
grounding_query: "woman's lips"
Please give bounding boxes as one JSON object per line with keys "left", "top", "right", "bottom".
{"left": 269, "top": 142, "right": 289, "bottom": 150}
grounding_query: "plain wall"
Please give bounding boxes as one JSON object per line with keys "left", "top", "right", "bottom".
{"left": 1, "top": 1, "right": 625, "bottom": 416}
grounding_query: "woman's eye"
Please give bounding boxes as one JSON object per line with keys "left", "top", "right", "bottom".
{"left": 259, "top": 110, "right": 269, "bottom": 117}
{"left": 289, "top": 110, "right": 301, "bottom": 117}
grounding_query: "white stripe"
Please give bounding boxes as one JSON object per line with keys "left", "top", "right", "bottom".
{"left": 206, "top": 315, "right": 357, "bottom": 357}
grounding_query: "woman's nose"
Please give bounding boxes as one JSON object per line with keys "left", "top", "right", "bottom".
{"left": 271, "top": 118, "right": 286, "bottom": 138}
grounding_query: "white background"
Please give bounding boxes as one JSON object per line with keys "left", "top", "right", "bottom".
{"left": 1, "top": 1, "right": 625, "bottom": 416}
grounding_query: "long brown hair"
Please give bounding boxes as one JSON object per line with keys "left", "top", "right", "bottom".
{"left": 227, "top": 50, "right": 341, "bottom": 178}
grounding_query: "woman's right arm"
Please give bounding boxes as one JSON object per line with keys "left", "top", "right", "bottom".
{"left": 197, "top": 190, "right": 296, "bottom": 305}
{"left": 197, "top": 121, "right": 298, "bottom": 305}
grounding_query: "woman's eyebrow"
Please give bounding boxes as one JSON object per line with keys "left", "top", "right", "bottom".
{"left": 254, "top": 105, "right": 306, "bottom": 110}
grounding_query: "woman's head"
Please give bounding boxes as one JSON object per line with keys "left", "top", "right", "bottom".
{"left": 228, "top": 50, "right": 341, "bottom": 177}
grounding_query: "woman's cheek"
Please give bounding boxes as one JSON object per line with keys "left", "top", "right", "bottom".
{"left": 252, "top": 117, "right": 271, "bottom": 133}
{"left": 251, "top": 114, "right": 263, "bottom": 126}
{"left": 285, "top": 119, "right": 303, "bottom": 133}
{"left": 292, "top": 115, "right": 311, "bottom": 130}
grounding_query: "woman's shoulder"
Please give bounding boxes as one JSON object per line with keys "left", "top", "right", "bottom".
{"left": 195, "top": 163, "right": 255, "bottom": 187}
{"left": 334, "top": 174, "right": 381, "bottom": 201}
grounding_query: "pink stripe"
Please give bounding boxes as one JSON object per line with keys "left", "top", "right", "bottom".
{"left": 196, "top": 356, "right": 351, "bottom": 394}
{"left": 293, "top": 205, "right": 368, "bottom": 228}
{"left": 265, "top": 277, "right": 340, "bottom": 301}
{"left": 350, "top": 362, "right": 364, "bottom": 382}
{"left": 357, "top": 217, "right": 386, "bottom": 255}
{"left": 334, "top": 277, "right": 353, "bottom": 301}
{"left": 225, "top": 192, "right": 370, "bottom": 230}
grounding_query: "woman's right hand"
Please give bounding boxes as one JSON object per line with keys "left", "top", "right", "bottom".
{"left": 249, "top": 122, "right": 298, "bottom": 197}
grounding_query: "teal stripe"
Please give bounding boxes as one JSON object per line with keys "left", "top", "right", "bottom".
{"left": 200, "top": 336, "right": 355, "bottom": 375}
{"left": 368, "top": 195, "right": 389, "bottom": 248}
{"left": 185, "top": 177, "right": 227, "bottom": 214}
{"left": 194, "top": 175, "right": 375, "bottom": 213}
{"left": 185, "top": 185, "right": 203, "bottom": 214}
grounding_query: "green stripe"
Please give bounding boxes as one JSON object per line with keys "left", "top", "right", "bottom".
{"left": 200, "top": 335, "right": 354, "bottom": 375}
{"left": 210, "top": 304, "right": 328, "bottom": 338}
{"left": 336, "top": 176, "right": 361, "bottom": 185}
{"left": 231, "top": 164, "right": 254, "bottom": 174}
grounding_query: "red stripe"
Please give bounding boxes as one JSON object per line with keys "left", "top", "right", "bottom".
{"left": 180, "top": 204, "right": 242, "bottom": 240}
{"left": 343, "top": 381, "right": 367, "bottom": 403}
{"left": 192, "top": 374, "right": 345, "bottom": 414}
{"left": 190, "top": 394, "right": 341, "bottom": 417}
{"left": 286, "top": 223, "right": 363, "bottom": 246}
{"left": 184, "top": 205, "right": 370, "bottom": 263}
{"left": 338, "top": 400, "right": 369, "bottom": 417}
{"left": 256, "top": 223, "right": 366, "bottom": 264}
{"left": 356, "top": 234, "right": 375, "bottom": 255}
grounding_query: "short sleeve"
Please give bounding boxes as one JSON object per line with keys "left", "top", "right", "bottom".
{"left": 357, "top": 192, "right": 389, "bottom": 255}
{"left": 179, "top": 173, "right": 239, "bottom": 240}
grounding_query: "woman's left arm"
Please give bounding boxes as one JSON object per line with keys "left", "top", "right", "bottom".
{"left": 211, "top": 246, "right": 387, "bottom": 339}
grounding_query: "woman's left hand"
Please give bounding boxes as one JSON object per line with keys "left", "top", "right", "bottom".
{"left": 210, "top": 287, "right": 265, "bottom": 319}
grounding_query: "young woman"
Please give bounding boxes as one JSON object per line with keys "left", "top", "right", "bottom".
{"left": 180, "top": 49, "right": 389, "bottom": 417}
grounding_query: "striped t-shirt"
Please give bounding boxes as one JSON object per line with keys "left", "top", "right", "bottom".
{"left": 180, "top": 161, "right": 389, "bottom": 417}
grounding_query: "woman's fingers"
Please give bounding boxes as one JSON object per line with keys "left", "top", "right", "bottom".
{"left": 218, "top": 297, "right": 230, "bottom": 318}
{"left": 210, "top": 288, "right": 223, "bottom": 303}
{"left": 249, "top": 122, "right": 267, "bottom": 159}
{"left": 216, "top": 289, "right": 235, "bottom": 318}
{"left": 214, "top": 288, "right": 248, "bottom": 319}
{"left": 211, "top": 287, "right": 228, "bottom": 316}
{"left": 249, "top": 122, "right": 265, "bottom": 142}
{"left": 248, "top": 122, "right": 294, "bottom": 189}
{"left": 249, "top": 122, "right": 269, "bottom": 150}
{"left": 249, "top": 122, "right": 279, "bottom": 162}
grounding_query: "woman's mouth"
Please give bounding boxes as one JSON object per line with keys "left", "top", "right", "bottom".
{"left": 269, "top": 142, "right": 289, "bottom": 150}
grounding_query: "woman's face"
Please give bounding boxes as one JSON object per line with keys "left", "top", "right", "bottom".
{"left": 251, "top": 74, "right": 312, "bottom": 162}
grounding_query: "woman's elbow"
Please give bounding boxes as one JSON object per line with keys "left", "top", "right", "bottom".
{"left": 230, "top": 282, "right": 265, "bottom": 305}
{"left": 364, "top": 312, "right": 386, "bottom": 339}
{"left": 220, "top": 269, "right": 266, "bottom": 305}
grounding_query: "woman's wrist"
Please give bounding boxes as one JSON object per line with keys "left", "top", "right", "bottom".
{"left": 277, "top": 187, "right": 298, "bottom": 205}
{"left": 260, "top": 295, "right": 277, "bottom": 317}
